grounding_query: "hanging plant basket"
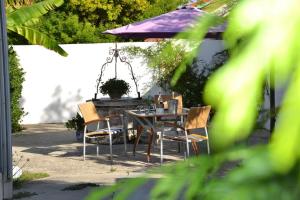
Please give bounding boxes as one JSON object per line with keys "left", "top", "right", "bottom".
{"left": 100, "top": 78, "right": 130, "bottom": 99}
{"left": 108, "top": 92, "right": 122, "bottom": 99}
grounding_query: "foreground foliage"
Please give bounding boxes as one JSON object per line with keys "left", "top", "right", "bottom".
{"left": 86, "top": 0, "right": 300, "bottom": 199}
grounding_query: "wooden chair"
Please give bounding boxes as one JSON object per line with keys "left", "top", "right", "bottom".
{"left": 154, "top": 94, "right": 183, "bottom": 112}
{"left": 78, "top": 102, "right": 125, "bottom": 162}
{"left": 159, "top": 106, "right": 211, "bottom": 163}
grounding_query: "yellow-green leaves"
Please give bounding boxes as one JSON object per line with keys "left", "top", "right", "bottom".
{"left": 269, "top": 62, "right": 300, "bottom": 173}
{"left": 6, "top": 0, "right": 68, "bottom": 56}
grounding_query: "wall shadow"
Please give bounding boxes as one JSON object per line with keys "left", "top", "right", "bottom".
{"left": 41, "top": 86, "right": 83, "bottom": 123}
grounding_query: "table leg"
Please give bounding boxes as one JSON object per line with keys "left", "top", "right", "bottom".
{"left": 191, "top": 141, "right": 199, "bottom": 155}
{"left": 133, "top": 125, "right": 143, "bottom": 156}
{"left": 147, "top": 128, "right": 154, "bottom": 162}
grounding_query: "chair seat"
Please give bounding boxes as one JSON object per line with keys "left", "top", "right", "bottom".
{"left": 164, "top": 134, "right": 208, "bottom": 142}
{"left": 188, "top": 134, "right": 208, "bottom": 142}
{"left": 86, "top": 131, "right": 109, "bottom": 138}
{"left": 86, "top": 127, "right": 123, "bottom": 138}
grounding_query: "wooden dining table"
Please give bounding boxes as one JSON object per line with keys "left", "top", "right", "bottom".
{"left": 123, "top": 108, "right": 189, "bottom": 162}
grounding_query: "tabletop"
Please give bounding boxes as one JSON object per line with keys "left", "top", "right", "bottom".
{"left": 124, "top": 108, "right": 189, "bottom": 118}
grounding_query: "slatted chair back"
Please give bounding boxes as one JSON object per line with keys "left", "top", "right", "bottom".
{"left": 154, "top": 94, "right": 183, "bottom": 112}
{"left": 78, "top": 102, "right": 102, "bottom": 124}
{"left": 184, "top": 106, "right": 211, "bottom": 130}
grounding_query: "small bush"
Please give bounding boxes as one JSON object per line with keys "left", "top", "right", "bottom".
{"left": 65, "top": 113, "right": 84, "bottom": 131}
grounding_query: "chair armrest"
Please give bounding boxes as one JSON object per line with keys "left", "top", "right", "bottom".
{"left": 104, "top": 115, "right": 121, "bottom": 120}
{"left": 84, "top": 119, "right": 102, "bottom": 125}
{"left": 183, "top": 108, "right": 190, "bottom": 111}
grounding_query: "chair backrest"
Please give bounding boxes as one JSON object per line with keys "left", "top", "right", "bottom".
{"left": 78, "top": 102, "right": 102, "bottom": 124}
{"left": 154, "top": 94, "right": 183, "bottom": 112}
{"left": 184, "top": 106, "right": 211, "bottom": 130}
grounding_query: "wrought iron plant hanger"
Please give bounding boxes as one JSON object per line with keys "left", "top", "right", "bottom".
{"left": 94, "top": 43, "right": 140, "bottom": 99}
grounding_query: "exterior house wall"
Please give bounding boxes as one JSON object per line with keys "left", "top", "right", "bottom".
{"left": 14, "top": 40, "right": 224, "bottom": 124}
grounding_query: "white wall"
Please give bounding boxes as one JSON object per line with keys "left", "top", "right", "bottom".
{"left": 13, "top": 40, "right": 224, "bottom": 124}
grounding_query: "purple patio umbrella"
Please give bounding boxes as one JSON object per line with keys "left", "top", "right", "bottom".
{"left": 103, "top": 7, "right": 225, "bottom": 39}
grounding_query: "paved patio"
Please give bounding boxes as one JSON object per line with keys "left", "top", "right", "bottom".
{"left": 12, "top": 124, "right": 269, "bottom": 199}
{"left": 12, "top": 123, "right": 185, "bottom": 199}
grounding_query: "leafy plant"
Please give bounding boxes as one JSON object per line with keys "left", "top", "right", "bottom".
{"left": 99, "top": 78, "right": 130, "bottom": 98}
{"left": 8, "top": 46, "right": 25, "bottom": 133}
{"left": 65, "top": 113, "right": 84, "bottom": 131}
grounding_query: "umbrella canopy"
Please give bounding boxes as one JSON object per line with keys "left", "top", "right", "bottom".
{"left": 103, "top": 7, "right": 225, "bottom": 39}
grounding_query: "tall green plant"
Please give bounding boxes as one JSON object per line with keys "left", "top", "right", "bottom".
{"left": 8, "top": 47, "right": 25, "bottom": 132}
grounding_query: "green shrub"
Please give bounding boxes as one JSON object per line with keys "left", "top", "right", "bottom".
{"left": 65, "top": 113, "right": 84, "bottom": 131}
{"left": 8, "top": 46, "right": 25, "bottom": 133}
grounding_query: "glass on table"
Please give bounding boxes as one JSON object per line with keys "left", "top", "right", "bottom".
{"left": 136, "top": 105, "right": 144, "bottom": 113}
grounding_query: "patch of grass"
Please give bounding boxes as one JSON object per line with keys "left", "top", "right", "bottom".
{"left": 13, "top": 191, "right": 37, "bottom": 199}
{"left": 110, "top": 167, "right": 117, "bottom": 172}
{"left": 13, "top": 171, "right": 49, "bottom": 189}
{"left": 62, "top": 183, "right": 99, "bottom": 191}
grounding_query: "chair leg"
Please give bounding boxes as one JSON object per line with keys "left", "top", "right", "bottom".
{"left": 186, "top": 141, "right": 190, "bottom": 157}
{"left": 205, "top": 127, "right": 210, "bottom": 154}
{"left": 96, "top": 140, "right": 99, "bottom": 157}
{"left": 120, "top": 114, "right": 127, "bottom": 154}
{"left": 184, "top": 131, "right": 190, "bottom": 157}
{"left": 191, "top": 141, "right": 199, "bottom": 155}
{"left": 107, "top": 120, "right": 113, "bottom": 164}
{"left": 83, "top": 126, "right": 87, "bottom": 161}
{"left": 147, "top": 128, "right": 154, "bottom": 162}
{"left": 160, "top": 130, "right": 164, "bottom": 164}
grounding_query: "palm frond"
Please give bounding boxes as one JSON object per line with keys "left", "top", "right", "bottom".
{"left": 24, "top": 18, "right": 40, "bottom": 26}
{"left": 6, "top": 0, "right": 34, "bottom": 8}
{"left": 7, "top": 0, "right": 63, "bottom": 26}
{"left": 8, "top": 25, "right": 68, "bottom": 56}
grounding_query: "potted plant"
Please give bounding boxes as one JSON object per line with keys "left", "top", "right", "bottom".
{"left": 65, "top": 113, "right": 84, "bottom": 141}
{"left": 100, "top": 78, "right": 130, "bottom": 99}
